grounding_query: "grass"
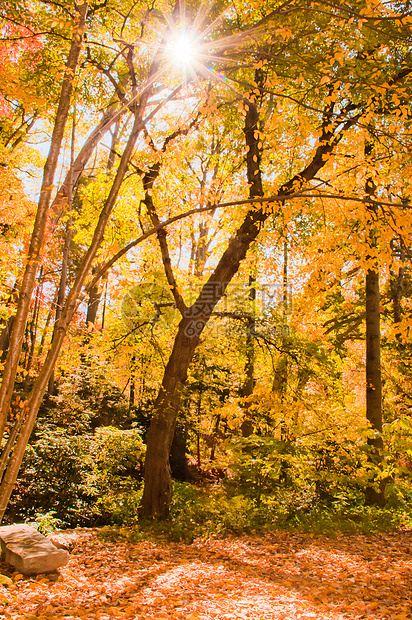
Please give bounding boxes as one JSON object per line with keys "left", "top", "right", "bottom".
{"left": 96, "top": 481, "right": 412, "bottom": 544}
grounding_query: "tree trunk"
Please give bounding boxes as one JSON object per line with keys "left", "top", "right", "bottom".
{"left": 36, "top": 289, "right": 58, "bottom": 359}
{"left": 196, "top": 387, "right": 202, "bottom": 468}
{"left": 0, "top": 316, "right": 15, "bottom": 364}
{"left": 210, "top": 413, "right": 221, "bottom": 462}
{"left": 194, "top": 220, "right": 209, "bottom": 278}
{"left": 140, "top": 92, "right": 265, "bottom": 518}
{"left": 0, "top": 1, "right": 88, "bottom": 441}
{"left": 364, "top": 141, "right": 385, "bottom": 507}
{"left": 23, "top": 270, "right": 43, "bottom": 388}
{"left": 48, "top": 215, "right": 73, "bottom": 395}
{"left": 101, "top": 277, "right": 108, "bottom": 331}
{"left": 86, "top": 274, "right": 102, "bottom": 327}
{"left": 390, "top": 238, "right": 405, "bottom": 331}
{"left": 272, "top": 237, "right": 289, "bottom": 394}
{"left": 129, "top": 352, "right": 137, "bottom": 410}
{"left": 50, "top": 105, "right": 121, "bottom": 225}
{"left": 365, "top": 266, "right": 384, "bottom": 506}
{"left": 0, "top": 285, "right": 18, "bottom": 362}
{"left": 241, "top": 273, "right": 256, "bottom": 438}
{"left": 170, "top": 422, "right": 190, "bottom": 480}
{"left": 141, "top": 317, "right": 200, "bottom": 517}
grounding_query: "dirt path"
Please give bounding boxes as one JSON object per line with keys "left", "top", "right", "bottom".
{"left": 0, "top": 528, "right": 411, "bottom": 619}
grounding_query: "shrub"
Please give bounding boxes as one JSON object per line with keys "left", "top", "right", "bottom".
{"left": 7, "top": 429, "right": 93, "bottom": 526}
{"left": 6, "top": 425, "right": 145, "bottom": 526}
{"left": 84, "top": 426, "right": 145, "bottom": 524}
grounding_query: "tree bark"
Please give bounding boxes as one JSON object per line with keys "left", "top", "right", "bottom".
{"left": 170, "top": 421, "right": 190, "bottom": 480}
{"left": 241, "top": 273, "right": 256, "bottom": 438}
{"left": 23, "top": 269, "right": 43, "bottom": 388}
{"left": 390, "top": 238, "right": 405, "bottom": 330}
{"left": 48, "top": 215, "right": 73, "bottom": 395}
{"left": 365, "top": 266, "right": 384, "bottom": 506}
{"left": 36, "top": 289, "right": 58, "bottom": 359}
{"left": 0, "top": 283, "right": 18, "bottom": 362}
{"left": 141, "top": 316, "right": 200, "bottom": 517}
{"left": 86, "top": 272, "right": 102, "bottom": 327}
{"left": 364, "top": 141, "right": 385, "bottom": 507}
{"left": 129, "top": 353, "right": 137, "bottom": 410}
{"left": 140, "top": 92, "right": 266, "bottom": 517}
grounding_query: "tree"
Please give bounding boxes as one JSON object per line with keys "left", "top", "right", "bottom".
{"left": 139, "top": 0, "right": 412, "bottom": 517}
{"left": 0, "top": 0, "right": 206, "bottom": 519}
{"left": 1, "top": 0, "right": 412, "bottom": 522}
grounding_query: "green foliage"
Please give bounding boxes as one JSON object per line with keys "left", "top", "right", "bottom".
{"left": 276, "top": 505, "right": 412, "bottom": 536}
{"left": 170, "top": 482, "right": 254, "bottom": 540}
{"left": 84, "top": 426, "right": 145, "bottom": 525}
{"left": 89, "top": 411, "right": 412, "bottom": 541}
{"left": 44, "top": 364, "right": 131, "bottom": 432}
{"left": 96, "top": 479, "right": 412, "bottom": 545}
{"left": 9, "top": 429, "right": 92, "bottom": 525}
{"left": 98, "top": 483, "right": 257, "bottom": 544}
{"left": 226, "top": 433, "right": 366, "bottom": 508}
{"left": 29, "top": 511, "right": 64, "bottom": 535}
{"left": 226, "top": 436, "right": 297, "bottom": 504}
{"left": 154, "top": 479, "right": 411, "bottom": 541}
{"left": 7, "top": 425, "right": 145, "bottom": 527}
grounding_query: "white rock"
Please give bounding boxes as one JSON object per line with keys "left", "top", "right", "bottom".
{"left": 0, "top": 524, "right": 69, "bottom": 574}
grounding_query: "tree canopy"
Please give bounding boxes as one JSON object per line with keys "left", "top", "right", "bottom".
{"left": 0, "top": 0, "right": 412, "bottom": 525}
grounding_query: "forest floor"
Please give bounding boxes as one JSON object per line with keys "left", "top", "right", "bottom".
{"left": 0, "top": 527, "right": 411, "bottom": 620}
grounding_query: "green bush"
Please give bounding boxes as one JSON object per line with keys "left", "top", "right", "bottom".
{"left": 7, "top": 426, "right": 145, "bottom": 527}
{"left": 29, "top": 511, "right": 64, "bottom": 535}
{"left": 226, "top": 433, "right": 373, "bottom": 509}
{"left": 169, "top": 482, "right": 255, "bottom": 540}
{"left": 8, "top": 429, "right": 92, "bottom": 525}
{"left": 226, "top": 436, "right": 298, "bottom": 504}
{"left": 85, "top": 426, "right": 145, "bottom": 524}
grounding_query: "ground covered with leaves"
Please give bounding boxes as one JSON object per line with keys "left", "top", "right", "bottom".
{"left": 0, "top": 528, "right": 411, "bottom": 620}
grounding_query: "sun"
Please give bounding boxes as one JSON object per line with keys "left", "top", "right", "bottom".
{"left": 161, "top": 5, "right": 269, "bottom": 91}
{"left": 168, "top": 31, "right": 199, "bottom": 69}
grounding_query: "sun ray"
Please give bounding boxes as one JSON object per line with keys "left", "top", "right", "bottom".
{"left": 168, "top": 31, "right": 198, "bottom": 68}
{"left": 151, "top": 0, "right": 280, "bottom": 112}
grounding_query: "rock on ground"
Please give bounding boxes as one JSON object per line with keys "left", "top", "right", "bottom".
{"left": 0, "top": 524, "right": 69, "bottom": 574}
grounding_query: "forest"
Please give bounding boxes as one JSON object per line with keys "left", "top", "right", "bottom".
{"left": 0, "top": 0, "right": 412, "bottom": 540}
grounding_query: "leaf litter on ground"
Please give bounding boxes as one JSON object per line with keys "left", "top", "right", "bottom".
{"left": 0, "top": 528, "right": 411, "bottom": 619}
